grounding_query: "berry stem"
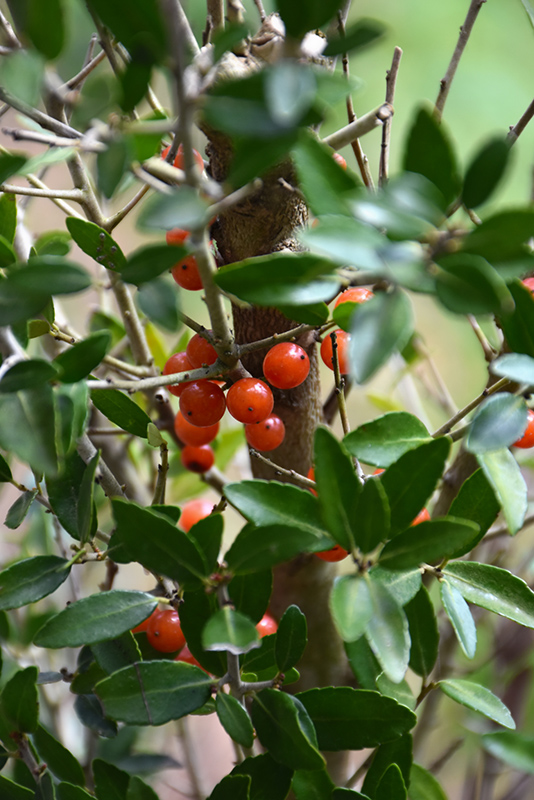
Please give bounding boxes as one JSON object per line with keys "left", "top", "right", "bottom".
{"left": 152, "top": 441, "right": 169, "bottom": 505}
{"left": 249, "top": 449, "right": 316, "bottom": 490}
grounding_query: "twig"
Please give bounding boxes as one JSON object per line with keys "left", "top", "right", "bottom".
{"left": 434, "top": 0, "right": 487, "bottom": 121}
{"left": 1, "top": 128, "right": 104, "bottom": 151}
{"left": 252, "top": 0, "right": 266, "bottom": 21}
{"left": 50, "top": 327, "right": 154, "bottom": 376}
{"left": 105, "top": 184, "right": 150, "bottom": 231}
{"left": 152, "top": 441, "right": 169, "bottom": 505}
{"left": 208, "top": 178, "right": 263, "bottom": 218}
{"left": 0, "top": 183, "right": 85, "bottom": 201}
{"left": 207, "top": 0, "right": 224, "bottom": 32}
{"left": 507, "top": 97, "right": 534, "bottom": 145}
{"left": 0, "top": 86, "right": 83, "bottom": 138}
{"left": 237, "top": 323, "right": 316, "bottom": 356}
{"left": 429, "top": 738, "right": 464, "bottom": 774}
{"left": 331, "top": 331, "right": 350, "bottom": 437}
{"left": 249, "top": 450, "right": 316, "bottom": 490}
{"left": 431, "top": 377, "right": 511, "bottom": 438}
{"left": 379, "top": 46, "right": 402, "bottom": 187}
{"left": 467, "top": 315, "right": 498, "bottom": 362}
{"left": 16, "top": 172, "right": 84, "bottom": 218}
{"left": 485, "top": 511, "right": 534, "bottom": 542}
{"left": 0, "top": 9, "right": 21, "bottom": 48}
{"left": 65, "top": 47, "right": 106, "bottom": 89}
{"left": 77, "top": 434, "right": 127, "bottom": 498}
{"left": 415, "top": 338, "right": 458, "bottom": 417}
{"left": 88, "top": 361, "right": 225, "bottom": 391}
{"left": 322, "top": 103, "right": 393, "bottom": 150}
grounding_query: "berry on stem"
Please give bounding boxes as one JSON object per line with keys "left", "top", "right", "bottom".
{"left": 163, "top": 351, "right": 194, "bottom": 397}
{"left": 513, "top": 409, "right": 534, "bottom": 448}
{"left": 174, "top": 411, "right": 219, "bottom": 446}
{"left": 332, "top": 152, "right": 347, "bottom": 170}
{"left": 181, "top": 444, "right": 215, "bottom": 473}
{"left": 320, "top": 330, "right": 351, "bottom": 374}
{"left": 171, "top": 255, "right": 203, "bottom": 291}
{"left": 147, "top": 608, "right": 186, "bottom": 653}
{"left": 315, "top": 545, "right": 349, "bottom": 562}
{"left": 226, "top": 378, "right": 274, "bottom": 424}
{"left": 162, "top": 143, "right": 204, "bottom": 172}
{"left": 179, "top": 380, "right": 226, "bottom": 427}
{"left": 131, "top": 608, "right": 158, "bottom": 634}
{"left": 187, "top": 332, "right": 218, "bottom": 368}
{"left": 263, "top": 342, "right": 310, "bottom": 389}
{"left": 179, "top": 498, "right": 214, "bottom": 532}
{"left": 245, "top": 414, "right": 285, "bottom": 451}
{"left": 334, "top": 287, "right": 374, "bottom": 308}
{"left": 256, "top": 613, "right": 278, "bottom": 637}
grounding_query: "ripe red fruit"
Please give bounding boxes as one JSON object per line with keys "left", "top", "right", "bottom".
{"left": 320, "top": 330, "right": 351, "bottom": 374}
{"left": 411, "top": 508, "right": 431, "bottom": 526}
{"left": 175, "top": 644, "right": 203, "bottom": 668}
{"left": 522, "top": 277, "right": 534, "bottom": 293}
{"left": 334, "top": 287, "right": 374, "bottom": 307}
{"left": 179, "top": 380, "right": 226, "bottom": 427}
{"left": 307, "top": 466, "right": 317, "bottom": 497}
{"left": 174, "top": 411, "right": 219, "bottom": 446}
{"left": 256, "top": 613, "right": 278, "bottom": 637}
{"left": 186, "top": 333, "right": 218, "bottom": 368}
{"left": 513, "top": 408, "right": 534, "bottom": 448}
{"left": 226, "top": 378, "right": 274, "bottom": 424}
{"left": 171, "top": 254, "right": 203, "bottom": 291}
{"left": 181, "top": 444, "right": 215, "bottom": 473}
{"left": 162, "top": 143, "right": 204, "bottom": 172}
{"left": 163, "top": 351, "right": 194, "bottom": 397}
{"left": 131, "top": 608, "right": 158, "bottom": 634}
{"left": 146, "top": 608, "right": 186, "bottom": 653}
{"left": 245, "top": 414, "right": 285, "bottom": 451}
{"left": 179, "top": 498, "right": 213, "bottom": 532}
{"left": 332, "top": 152, "right": 347, "bottom": 170}
{"left": 315, "top": 545, "right": 349, "bottom": 562}
{"left": 166, "top": 228, "right": 190, "bottom": 246}
{"left": 263, "top": 342, "right": 310, "bottom": 389}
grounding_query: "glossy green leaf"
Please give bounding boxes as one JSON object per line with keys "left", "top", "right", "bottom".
{"left": 208, "top": 775, "right": 250, "bottom": 800}
{"left": 344, "top": 412, "right": 430, "bottom": 468}
{"left": 297, "top": 686, "right": 416, "bottom": 750}
{"left": 4, "top": 257, "right": 91, "bottom": 296}
{"left": 499, "top": 280, "right": 534, "bottom": 357}
{"left": 314, "top": 426, "right": 362, "bottom": 551}
{"left": 365, "top": 577, "right": 410, "bottom": 684}
{"left": 74, "top": 695, "right": 117, "bottom": 738}
{"left": 298, "top": 214, "right": 385, "bottom": 271}
{"left": 348, "top": 290, "right": 414, "bottom": 383}
{"left": 66, "top": 217, "right": 125, "bottom": 270}
{"left": 330, "top": 576, "right": 373, "bottom": 643}
{"left": 109, "top": 499, "right": 207, "bottom": 585}
{"left": 440, "top": 578, "right": 477, "bottom": 659}
{"left": 216, "top": 692, "right": 254, "bottom": 749}
{"left": 32, "top": 725, "right": 85, "bottom": 786}
{"left": 404, "top": 586, "right": 438, "bottom": 677}
{"left": 53, "top": 331, "right": 111, "bottom": 383}
{"left": 361, "top": 734, "right": 412, "bottom": 798}
{"left": 137, "top": 275, "right": 180, "bottom": 331}
{"left": 187, "top": 512, "right": 223, "bottom": 573}
{"left": 0, "top": 776, "right": 33, "bottom": 800}
{"left": 0, "top": 555, "right": 70, "bottom": 611}
{"left": 447, "top": 468, "right": 500, "bottom": 557}
{"left": 375, "top": 763, "right": 406, "bottom": 800}
{"left": 332, "top": 791, "right": 370, "bottom": 800}
{"left": 0, "top": 359, "right": 58, "bottom": 393}
{"left": 292, "top": 132, "right": 361, "bottom": 217}
{"left": 0, "top": 385, "right": 58, "bottom": 476}
{"left": 275, "top": 604, "right": 307, "bottom": 672}
{"left": 292, "top": 768, "right": 334, "bottom": 800}
{"left": 242, "top": 632, "right": 277, "bottom": 674}
{"left": 439, "top": 679, "right": 515, "bottom": 728}
{"left": 1, "top": 666, "right": 39, "bottom": 732}
{"left": 368, "top": 567, "right": 422, "bottom": 607}
{"left": 0, "top": 154, "right": 28, "bottom": 183}
{"left": 34, "top": 590, "right": 158, "bottom": 648}
{"left": 435, "top": 253, "right": 514, "bottom": 316}
{"left": 56, "top": 382, "right": 89, "bottom": 457}
{"left": 0, "top": 234, "right": 16, "bottom": 268}
{"left": 403, "top": 105, "right": 460, "bottom": 206}
{"left": 0, "top": 452, "right": 13, "bottom": 482}
{"left": 46, "top": 451, "right": 87, "bottom": 538}
{"left": 477, "top": 448, "right": 527, "bottom": 534}
{"left": 353, "top": 476, "right": 390, "bottom": 552}
{"left": 96, "top": 661, "right": 211, "bottom": 726}
{"left": 57, "top": 784, "right": 95, "bottom": 800}
{"left": 77, "top": 451, "right": 99, "bottom": 544}
{"left": 214, "top": 252, "right": 340, "bottom": 307}
{"left": 378, "top": 517, "right": 479, "bottom": 570}
{"left": 118, "top": 244, "right": 186, "bottom": 285}
{"left": 225, "top": 522, "right": 328, "bottom": 574}
{"left": 491, "top": 352, "right": 534, "bottom": 385}
{"left": 379, "top": 437, "right": 450, "bottom": 536}
{"left": 179, "top": 589, "right": 227, "bottom": 677}
{"left": 126, "top": 775, "right": 160, "bottom": 800}
{"left": 34, "top": 230, "right": 71, "bottom": 257}
{"left": 467, "top": 393, "right": 527, "bottom": 453}
{"left": 482, "top": 731, "right": 534, "bottom": 774}
{"left": 97, "top": 136, "right": 130, "bottom": 197}
{"left": 462, "top": 137, "right": 512, "bottom": 209}
{"left": 443, "top": 561, "right": 534, "bottom": 628}
{"left": 228, "top": 571, "right": 272, "bottom": 624}
{"left": 231, "top": 753, "right": 293, "bottom": 800}
{"left": 408, "top": 764, "right": 448, "bottom": 800}
{"left": 275, "top": 0, "right": 345, "bottom": 38}
{"left": 137, "top": 187, "right": 210, "bottom": 232}
{"left": 462, "top": 208, "right": 534, "bottom": 261}
{"left": 202, "top": 607, "right": 260, "bottom": 655}
{"left": 92, "top": 632, "right": 141, "bottom": 675}
{"left": 324, "top": 18, "right": 386, "bottom": 56}
{"left": 92, "top": 759, "right": 128, "bottom": 799}
{"left": 90, "top": 388, "right": 151, "bottom": 439}
{"left": 4, "top": 489, "right": 37, "bottom": 529}
{"left": 251, "top": 689, "right": 325, "bottom": 771}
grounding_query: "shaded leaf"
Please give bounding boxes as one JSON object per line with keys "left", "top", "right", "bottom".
{"left": 404, "top": 586, "right": 438, "bottom": 677}
{"left": 477, "top": 448, "right": 527, "bottom": 534}
{"left": 482, "top": 731, "right": 534, "bottom": 774}
{"left": 91, "top": 389, "right": 151, "bottom": 439}
{"left": 216, "top": 692, "right": 254, "bottom": 749}
{"left": 202, "top": 607, "right": 260, "bottom": 655}
{"left": 275, "top": 605, "right": 307, "bottom": 672}
{"left": 365, "top": 577, "right": 410, "bottom": 684}
{"left": 440, "top": 578, "right": 477, "bottom": 659}
{"left": 0, "top": 360, "right": 58, "bottom": 393}
{"left": 1, "top": 666, "right": 39, "bottom": 732}
{"left": 32, "top": 725, "right": 85, "bottom": 786}
{"left": 378, "top": 517, "right": 479, "bottom": 570}
{"left": 4, "top": 489, "right": 37, "bottom": 529}
{"left": 408, "top": 764, "right": 448, "bottom": 800}
{"left": 0, "top": 386, "right": 58, "bottom": 476}
{"left": 344, "top": 411, "right": 430, "bottom": 468}
{"left": 403, "top": 105, "right": 460, "bottom": 206}
{"left": 0, "top": 555, "right": 71, "bottom": 611}
{"left": 462, "top": 137, "right": 511, "bottom": 209}
{"left": 330, "top": 575, "right": 373, "bottom": 643}
{"left": 53, "top": 332, "right": 111, "bottom": 383}
{"left": 439, "top": 678, "right": 515, "bottom": 728}
{"left": 435, "top": 253, "right": 513, "bottom": 316}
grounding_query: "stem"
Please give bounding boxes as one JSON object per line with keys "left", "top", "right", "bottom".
{"left": 249, "top": 449, "right": 316, "bottom": 490}
{"left": 508, "top": 98, "right": 534, "bottom": 144}
{"left": 0, "top": 183, "right": 85, "bottom": 201}
{"left": 432, "top": 377, "right": 511, "bottom": 438}
{"left": 379, "top": 46, "right": 402, "bottom": 186}
{"left": 152, "top": 441, "right": 169, "bottom": 505}
{"left": 238, "top": 323, "right": 316, "bottom": 357}
{"left": 0, "top": 86, "right": 82, "bottom": 138}
{"left": 77, "top": 434, "right": 126, "bottom": 498}
{"left": 322, "top": 103, "right": 393, "bottom": 150}
{"left": 252, "top": 0, "right": 266, "bottom": 21}
{"left": 105, "top": 184, "right": 150, "bottom": 231}
{"left": 434, "top": 0, "right": 487, "bottom": 121}
{"left": 207, "top": 0, "right": 224, "bottom": 32}
{"left": 51, "top": 327, "right": 153, "bottom": 376}
{"left": 88, "top": 361, "right": 225, "bottom": 391}
{"left": 467, "top": 315, "right": 498, "bottom": 362}
{"left": 65, "top": 46, "right": 106, "bottom": 89}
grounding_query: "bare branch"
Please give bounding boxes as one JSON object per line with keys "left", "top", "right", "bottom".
{"left": 207, "top": 0, "right": 224, "bottom": 33}
{"left": 508, "top": 97, "right": 534, "bottom": 145}
{"left": 0, "top": 182, "right": 85, "bottom": 201}
{"left": 65, "top": 47, "right": 106, "bottom": 90}
{"left": 0, "top": 86, "right": 82, "bottom": 139}
{"left": 322, "top": 103, "right": 394, "bottom": 151}
{"left": 432, "top": 377, "right": 511, "bottom": 438}
{"left": 379, "top": 46, "right": 402, "bottom": 186}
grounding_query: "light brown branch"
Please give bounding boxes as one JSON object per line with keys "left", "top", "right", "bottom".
{"left": 322, "top": 103, "right": 394, "bottom": 150}
{"left": 508, "top": 98, "right": 534, "bottom": 145}
{"left": 0, "top": 86, "right": 82, "bottom": 138}
{"left": 379, "top": 46, "right": 402, "bottom": 186}
{"left": 431, "top": 377, "right": 511, "bottom": 438}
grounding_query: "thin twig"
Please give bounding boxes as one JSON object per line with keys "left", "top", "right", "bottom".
{"left": 0, "top": 86, "right": 82, "bottom": 138}
{"left": 434, "top": 0, "right": 487, "bottom": 121}
{"left": 88, "top": 361, "right": 225, "bottom": 391}
{"left": 238, "top": 323, "right": 316, "bottom": 356}
{"left": 50, "top": 328, "right": 153, "bottom": 376}
{"left": 65, "top": 47, "right": 106, "bottom": 89}
{"left": 322, "top": 103, "right": 394, "bottom": 150}
{"left": 1, "top": 127, "right": 105, "bottom": 151}
{"left": 379, "top": 46, "right": 402, "bottom": 187}
{"left": 208, "top": 178, "right": 263, "bottom": 219}
{"left": 485, "top": 511, "right": 534, "bottom": 542}
{"left": 0, "top": 183, "right": 85, "bottom": 201}
{"left": 252, "top": 0, "right": 266, "bottom": 21}
{"left": 467, "top": 315, "right": 498, "bottom": 362}
{"left": 249, "top": 450, "right": 316, "bottom": 490}
{"left": 152, "top": 441, "right": 169, "bottom": 505}
{"left": 207, "top": 0, "right": 224, "bottom": 32}
{"left": 0, "top": 9, "right": 21, "bottom": 48}
{"left": 508, "top": 97, "right": 534, "bottom": 145}
{"left": 431, "top": 377, "right": 511, "bottom": 438}
{"left": 105, "top": 184, "right": 150, "bottom": 231}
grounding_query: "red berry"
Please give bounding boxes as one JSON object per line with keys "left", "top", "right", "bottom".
{"left": 263, "top": 342, "right": 310, "bottom": 389}
{"left": 175, "top": 643, "right": 203, "bottom": 668}
{"left": 245, "top": 414, "right": 285, "bottom": 451}
{"left": 332, "top": 152, "right": 347, "bottom": 170}
{"left": 522, "top": 277, "right": 534, "bottom": 294}
{"left": 513, "top": 409, "right": 534, "bottom": 448}
{"left": 307, "top": 466, "right": 317, "bottom": 497}
{"left": 411, "top": 508, "right": 431, "bottom": 526}
{"left": 256, "top": 613, "right": 278, "bottom": 637}
{"left": 186, "top": 333, "right": 218, "bottom": 368}
{"left": 315, "top": 545, "right": 349, "bottom": 562}
{"left": 226, "top": 378, "right": 274, "bottom": 424}
{"left": 179, "top": 498, "right": 214, "bottom": 532}
{"left": 166, "top": 228, "right": 190, "bottom": 246}
{"left": 131, "top": 607, "right": 158, "bottom": 634}
{"left": 181, "top": 444, "right": 215, "bottom": 473}
{"left": 174, "top": 411, "right": 219, "bottom": 446}
{"left": 320, "top": 330, "right": 351, "bottom": 374}
{"left": 146, "top": 608, "right": 186, "bottom": 653}
{"left": 162, "top": 143, "right": 204, "bottom": 172}
{"left": 171, "top": 254, "right": 203, "bottom": 291}
{"left": 179, "top": 380, "right": 226, "bottom": 427}
{"left": 163, "top": 351, "right": 194, "bottom": 397}
{"left": 334, "top": 287, "right": 374, "bottom": 307}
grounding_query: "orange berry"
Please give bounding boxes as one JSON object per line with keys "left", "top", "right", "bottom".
{"left": 320, "top": 330, "right": 351, "bottom": 374}
{"left": 186, "top": 333, "right": 218, "bottom": 368}
{"left": 174, "top": 411, "right": 219, "bottom": 446}
{"left": 163, "top": 351, "right": 194, "bottom": 397}
{"left": 131, "top": 607, "right": 158, "bottom": 634}
{"left": 513, "top": 409, "right": 534, "bottom": 449}
{"left": 179, "top": 498, "right": 214, "bottom": 532}
{"left": 181, "top": 444, "right": 215, "bottom": 473}
{"left": 146, "top": 608, "right": 186, "bottom": 653}
{"left": 179, "top": 380, "right": 226, "bottom": 427}
{"left": 245, "top": 414, "right": 285, "bottom": 451}
{"left": 263, "top": 342, "right": 310, "bottom": 390}
{"left": 166, "top": 228, "right": 190, "bottom": 246}
{"left": 411, "top": 508, "right": 431, "bottom": 526}
{"left": 171, "top": 254, "right": 203, "bottom": 291}
{"left": 315, "top": 545, "right": 349, "bottom": 562}
{"left": 307, "top": 466, "right": 317, "bottom": 497}
{"left": 162, "top": 143, "right": 204, "bottom": 172}
{"left": 226, "top": 378, "right": 274, "bottom": 424}
{"left": 334, "top": 287, "right": 374, "bottom": 307}
{"left": 332, "top": 152, "right": 347, "bottom": 170}
{"left": 522, "top": 277, "right": 534, "bottom": 294}
{"left": 256, "top": 613, "right": 278, "bottom": 637}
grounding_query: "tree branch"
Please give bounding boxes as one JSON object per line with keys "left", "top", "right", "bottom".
{"left": 379, "top": 46, "right": 402, "bottom": 186}
{"left": 0, "top": 86, "right": 82, "bottom": 138}
{"left": 322, "top": 103, "right": 394, "bottom": 150}
{"left": 508, "top": 97, "right": 534, "bottom": 145}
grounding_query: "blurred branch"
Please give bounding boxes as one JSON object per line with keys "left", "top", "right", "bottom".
{"left": 0, "top": 86, "right": 82, "bottom": 138}
{"left": 379, "top": 46, "right": 402, "bottom": 186}
{"left": 207, "top": 0, "right": 224, "bottom": 32}
{"left": 432, "top": 377, "right": 510, "bottom": 438}
{"left": 322, "top": 103, "right": 394, "bottom": 150}
{"left": 508, "top": 97, "right": 534, "bottom": 145}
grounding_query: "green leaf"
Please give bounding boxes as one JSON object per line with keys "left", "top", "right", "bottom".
{"left": 5, "top": 257, "right": 91, "bottom": 295}
{"left": 353, "top": 476, "right": 390, "bottom": 553}
{"left": 97, "top": 137, "right": 131, "bottom": 198}
{"left": 499, "top": 280, "right": 534, "bottom": 357}
{"left": 379, "top": 437, "right": 450, "bottom": 536}
{"left": 491, "top": 352, "right": 534, "bottom": 385}
{"left": 85, "top": 0, "right": 167, "bottom": 64}
{"left": 92, "top": 632, "right": 141, "bottom": 675}
{"left": 344, "top": 412, "right": 430, "bottom": 468}
{"left": 57, "top": 783, "right": 95, "bottom": 800}
{"left": 137, "top": 187, "right": 210, "bottom": 232}
{"left": 292, "top": 768, "right": 334, "bottom": 800}
{"left": 32, "top": 725, "right": 85, "bottom": 786}
{"left": 0, "top": 776, "right": 33, "bottom": 800}
{"left": 440, "top": 578, "right": 477, "bottom": 659}
{"left": 0, "top": 452, "right": 13, "bottom": 482}
{"left": 231, "top": 753, "right": 293, "bottom": 800}
{"left": 447, "top": 468, "right": 500, "bottom": 557}
{"left": 34, "top": 590, "right": 158, "bottom": 648}
{"left": 126, "top": 775, "right": 160, "bottom": 800}
{"left": 467, "top": 393, "right": 527, "bottom": 453}
{"left": 0, "top": 234, "right": 16, "bottom": 268}
{"left": 292, "top": 132, "right": 361, "bottom": 217}
{"left": 1, "top": 666, "right": 39, "bottom": 732}
{"left": 214, "top": 252, "right": 340, "bottom": 307}
{"left": 91, "top": 388, "right": 151, "bottom": 439}
{"left": 251, "top": 689, "right": 325, "bottom": 771}
{"left": 438, "top": 678, "right": 515, "bottom": 729}
{"left": 369, "top": 567, "right": 422, "bottom": 607}
{"left": 0, "top": 193, "right": 17, "bottom": 243}
{"left": 462, "top": 208, "right": 534, "bottom": 262}
{"left": 403, "top": 105, "right": 460, "bottom": 207}
{"left": 228, "top": 133, "right": 299, "bottom": 189}
{"left": 225, "top": 523, "right": 330, "bottom": 574}
{"left": 275, "top": 0, "right": 345, "bottom": 38}
{"left": 404, "top": 586, "right": 438, "bottom": 677}
{"left": 482, "top": 731, "right": 534, "bottom": 774}
{"left": 208, "top": 775, "right": 250, "bottom": 800}
{"left": 34, "top": 230, "right": 71, "bottom": 257}
{"left": 202, "top": 607, "right": 260, "bottom": 655}
{"left": 314, "top": 426, "right": 362, "bottom": 551}
{"left": 110, "top": 499, "right": 208, "bottom": 586}
{"left": 53, "top": 332, "right": 111, "bottom": 383}
{"left": 13, "top": 0, "right": 65, "bottom": 59}
{"left": 56, "top": 382, "right": 89, "bottom": 458}
{"left": 0, "top": 386, "right": 58, "bottom": 476}
{"left": 228, "top": 571, "right": 273, "bottom": 624}
{"left": 216, "top": 692, "right": 254, "bottom": 749}
{"left": 408, "top": 764, "right": 448, "bottom": 800}
{"left": 46, "top": 451, "right": 88, "bottom": 538}
{"left": 375, "top": 763, "right": 406, "bottom": 800}
{"left": 4, "top": 489, "right": 37, "bottom": 529}
{"left": 187, "top": 512, "right": 223, "bottom": 573}
{"left": 477, "top": 448, "right": 527, "bottom": 534}
{"left": 0, "top": 154, "right": 28, "bottom": 184}
{"left": 378, "top": 517, "right": 480, "bottom": 570}
{"left": 442, "top": 561, "right": 534, "bottom": 628}
{"left": 92, "top": 759, "right": 128, "bottom": 799}
{"left": 435, "top": 254, "right": 514, "bottom": 316}
{"left": 297, "top": 686, "right": 416, "bottom": 750}
{"left": 330, "top": 576, "right": 373, "bottom": 643}
{"left": 265, "top": 62, "right": 317, "bottom": 129}
{"left": 179, "top": 589, "right": 227, "bottom": 676}
{"left": 348, "top": 290, "right": 414, "bottom": 383}
{"left": 74, "top": 695, "right": 117, "bottom": 738}
{"left": 365, "top": 577, "right": 410, "bottom": 684}
{"left": 0, "top": 359, "right": 59, "bottom": 393}
{"left": 462, "top": 137, "right": 512, "bottom": 209}
{"left": 77, "top": 451, "right": 99, "bottom": 544}
{"left": 275, "top": 605, "right": 307, "bottom": 672}
{"left": 298, "top": 214, "right": 385, "bottom": 272}
{"left": 324, "top": 18, "right": 386, "bottom": 56}
{"left": 0, "top": 555, "right": 71, "bottom": 611}
{"left": 137, "top": 275, "right": 180, "bottom": 332}
{"left": 118, "top": 244, "right": 187, "bottom": 285}
{"left": 361, "top": 734, "right": 412, "bottom": 798}
{"left": 65, "top": 217, "right": 126, "bottom": 270}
